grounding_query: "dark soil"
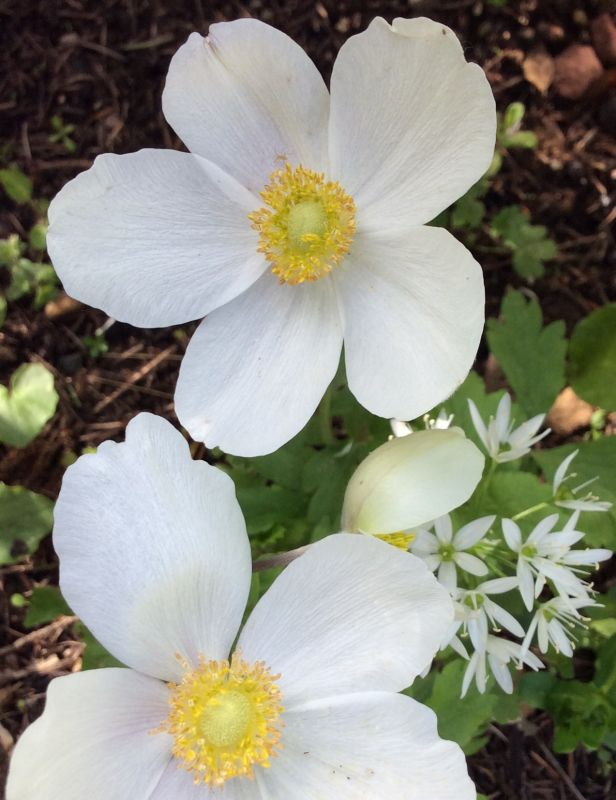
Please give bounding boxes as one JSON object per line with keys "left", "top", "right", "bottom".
{"left": 1, "top": 1, "right": 615, "bottom": 798}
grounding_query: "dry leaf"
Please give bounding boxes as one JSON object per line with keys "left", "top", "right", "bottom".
{"left": 523, "top": 48, "right": 555, "bottom": 93}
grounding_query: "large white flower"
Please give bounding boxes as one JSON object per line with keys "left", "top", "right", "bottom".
{"left": 47, "top": 17, "right": 495, "bottom": 456}
{"left": 7, "top": 413, "right": 475, "bottom": 800}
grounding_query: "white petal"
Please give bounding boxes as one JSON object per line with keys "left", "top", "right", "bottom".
{"left": 438, "top": 560, "right": 458, "bottom": 592}
{"left": 467, "top": 399, "right": 490, "bottom": 452}
{"left": 237, "top": 534, "right": 453, "bottom": 706}
{"left": 329, "top": 17, "right": 495, "bottom": 228}
{"left": 175, "top": 271, "right": 342, "bottom": 457}
{"left": 517, "top": 559, "right": 535, "bottom": 611}
{"left": 6, "top": 669, "right": 172, "bottom": 800}
{"left": 341, "top": 428, "right": 483, "bottom": 535}
{"left": 528, "top": 514, "right": 560, "bottom": 546}
{"left": 434, "top": 515, "right": 453, "bottom": 544}
{"left": 557, "top": 499, "right": 612, "bottom": 512}
{"left": 553, "top": 449, "right": 578, "bottom": 493}
{"left": 484, "top": 599, "right": 525, "bottom": 638}
{"left": 488, "top": 654, "right": 514, "bottom": 694}
{"left": 258, "top": 692, "right": 475, "bottom": 800}
{"left": 423, "top": 554, "right": 442, "bottom": 573}
{"left": 562, "top": 548, "right": 612, "bottom": 565}
{"left": 461, "top": 652, "right": 479, "bottom": 698}
{"left": 455, "top": 552, "right": 489, "bottom": 577}
{"left": 468, "top": 612, "right": 489, "bottom": 653}
{"left": 48, "top": 150, "right": 264, "bottom": 327}
{"left": 338, "top": 226, "right": 484, "bottom": 421}
{"left": 479, "top": 576, "right": 519, "bottom": 595}
{"left": 501, "top": 519, "right": 522, "bottom": 552}
{"left": 507, "top": 414, "right": 546, "bottom": 448}
{"left": 54, "top": 413, "right": 251, "bottom": 681}
{"left": 454, "top": 515, "right": 495, "bottom": 550}
{"left": 548, "top": 619, "right": 573, "bottom": 656}
{"left": 410, "top": 529, "right": 439, "bottom": 556}
{"left": 494, "top": 394, "right": 512, "bottom": 442}
{"left": 163, "top": 21, "right": 329, "bottom": 193}
{"left": 537, "top": 615, "right": 550, "bottom": 653}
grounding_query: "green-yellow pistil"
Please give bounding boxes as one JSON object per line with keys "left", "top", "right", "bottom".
{"left": 286, "top": 200, "right": 328, "bottom": 250}
{"left": 521, "top": 543, "right": 537, "bottom": 558}
{"left": 249, "top": 163, "right": 356, "bottom": 285}
{"left": 200, "top": 690, "right": 253, "bottom": 748}
{"left": 438, "top": 543, "right": 455, "bottom": 561}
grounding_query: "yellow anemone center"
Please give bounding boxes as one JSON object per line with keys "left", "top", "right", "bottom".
{"left": 249, "top": 163, "right": 356, "bottom": 285}
{"left": 375, "top": 531, "right": 416, "bottom": 550}
{"left": 159, "top": 655, "right": 283, "bottom": 787}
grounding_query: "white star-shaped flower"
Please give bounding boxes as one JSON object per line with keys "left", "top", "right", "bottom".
{"left": 461, "top": 635, "right": 543, "bottom": 697}
{"left": 7, "top": 413, "right": 476, "bottom": 799}
{"left": 468, "top": 393, "right": 549, "bottom": 463}
{"left": 502, "top": 515, "right": 611, "bottom": 610}
{"left": 411, "top": 514, "right": 494, "bottom": 592}
{"left": 521, "top": 596, "right": 599, "bottom": 658}
{"left": 47, "top": 17, "right": 495, "bottom": 457}
{"left": 552, "top": 450, "right": 612, "bottom": 513}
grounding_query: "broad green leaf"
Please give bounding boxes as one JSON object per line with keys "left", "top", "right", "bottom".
{"left": 0, "top": 166, "right": 32, "bottom": 203}
{"left": 0, "top": 483, "right": 53, "bottom": 564}
{"left": 416, "top": 660, "right": 498, "bottom": 754}
{"left": 0, "top": 362, "right": 59, "bottom": 447}
{"left": 545, "top": 680, "right": 614, "bottom": 752}
{"left": 533, "top": 438, "right": 616, "bottom": 549}
{"left": 491, "top": 206, "right": 556, "bottom": 279}
{"left": 518, "top": 671, "right": 558, "bottom": 709}
{"left": 482, "top": 471, "right": 554, "bottom": 527}
{"left": 486, "top": 291, "right": 566, "bottom": 417}
{"left": 568, "top": 304, "right": 616, "bottom": 410}
{"left": 24, "top": 586, "right": 71, "bottom": 627}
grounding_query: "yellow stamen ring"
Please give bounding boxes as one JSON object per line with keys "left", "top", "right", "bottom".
{"left": 158, "top": 654, "right": 284, "bottom": 787}
{"left": 249, "top": 163, "right": 356, "bottom": 285}
{"left": 375, "top": 531, "right": 416, "bottom": 550}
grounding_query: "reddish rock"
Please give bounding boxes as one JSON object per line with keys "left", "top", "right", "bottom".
{"left": 553, "top": 44, "right": 604, "bottom": 100}
{"left": 590, "top": 13, "right": 616, "bottom": 66}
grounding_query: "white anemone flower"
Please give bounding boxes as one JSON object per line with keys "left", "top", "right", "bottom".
{"left": 461, "top": 636, "right": 543, "bottom": 698}
{"left": 47, "top": 17, "right": 495, "bottom": 457}
{"left": 521, "top": 596, "right": 598, "bottom": 658}
{"left": 552, "top": 450, "right": 613, "bottom": 512}
{"left": 468, "top": 393, "right": 549, "bottom": 463}
{"left": 502, "top": 515, "right": 611, "bottom": 609}
{"left": 7, "top": 413, "right": 476, "bottom": 800}
{"left": 390, "top": 409, "right": 454, "bottom": 438}
{"left": 410, "top": 514, "right": 494, "bottom": 591}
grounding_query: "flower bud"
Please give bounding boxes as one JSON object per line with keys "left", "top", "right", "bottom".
{"left": 341, "top": 427, "right": 484, "bottom": 535}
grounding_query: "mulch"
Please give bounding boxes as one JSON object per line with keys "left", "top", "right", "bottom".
{"left": 0, "top": 1, "right": 615, "bottom": 797}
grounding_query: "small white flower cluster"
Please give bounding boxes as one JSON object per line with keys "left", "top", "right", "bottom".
{"left": 408, "top": 394, "right": 613, "bottom": 698}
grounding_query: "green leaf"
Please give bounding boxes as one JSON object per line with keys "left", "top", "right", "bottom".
{"left": 0, "top": 363, "right": 59, "bottom": 447}
{"left": 0, "top": 295, "right": 6, "bottom": 328}
{"left": 533, "top": 438, "right": 616, "bottom": 549}
{"left": 491, "top": 206, "right": 556, "bottom": 279}
{"left": 0, "top": 483, "right": 53, "bottom": 564}
{"left": 414, "top": 661, "right": 498, "bottom": 754}
{"left": 75, "top": 623, "right": 123, "bottom": 670}
{"left": 486, "top": 291, "right": 566, "bottom": 416}
{"left": 518, "top": 671, "right": 558, "bottom": 708}
{"left": 545, "top": 680, "right": 614, "bottom": 752}
{"left": 568, "top": 304, "right": 616, "bottom": 410}
{"left": 0, "top": 234, "right": 23, "bottom": 266}
{"left": 483, "top": 471, "right": 554, "bottom": 526}
{"left": 29, "top": 222, "right": 48, "bottom": 252}
{"left": 0, "top": 166, "right": 32, "bottom": 203}
{"left": 24, "top": 586, "right": 72, "bottom": 627}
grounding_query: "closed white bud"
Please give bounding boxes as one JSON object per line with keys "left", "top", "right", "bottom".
{"left": 341, "top": 427, "right": 484, "bottom": 535}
